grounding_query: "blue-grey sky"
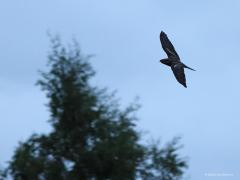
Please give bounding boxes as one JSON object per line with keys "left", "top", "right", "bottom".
{"left": 1, "top": 0, "right": 240, "bottom": 179}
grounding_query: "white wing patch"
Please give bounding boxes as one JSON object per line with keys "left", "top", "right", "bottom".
{"left": 166, "top": 48, "right": 176, "bottom": 56}
{"left": 173, "top": 63, "right": 182, "bottom": 68}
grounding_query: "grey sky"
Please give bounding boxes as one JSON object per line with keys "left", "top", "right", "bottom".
{"left": 1, "top": 0, "right": 240, "bottom": 179}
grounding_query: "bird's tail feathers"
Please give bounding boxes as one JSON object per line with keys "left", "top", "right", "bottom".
{"left": 183, "top": 64, "right": 196, "bottom": 71}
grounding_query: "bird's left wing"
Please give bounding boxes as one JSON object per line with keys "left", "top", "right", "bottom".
{"left": 160, "top": 31, "right": 180, "bottom": 60}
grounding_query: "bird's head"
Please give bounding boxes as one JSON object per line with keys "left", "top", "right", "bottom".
{"left": 160, "top": 58, "right": 171, "bottom": 66}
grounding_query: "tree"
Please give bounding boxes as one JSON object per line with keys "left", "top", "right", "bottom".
{"left": 7, "top": 37, "right": 187, "bottom": 180}
{"left": 0, "top": 167, "right": 6, "bottom": 180}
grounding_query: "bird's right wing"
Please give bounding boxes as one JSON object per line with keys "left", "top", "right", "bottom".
{"left": 160, "top": 31, "right": 180, "bottom": 60}
{"left": 171, "top": 64, "right": 187, "bottom": 87}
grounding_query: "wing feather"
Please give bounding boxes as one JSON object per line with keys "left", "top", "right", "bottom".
{"left": 171, "top": 64, "right": 187, "bottom": 87}
{"left": 160, "top": 31, "right": 180, "bottom": 60}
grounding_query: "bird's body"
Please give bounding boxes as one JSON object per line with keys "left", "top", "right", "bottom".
{"left": 159, "top": 31, "right": 195, "bottom": 88}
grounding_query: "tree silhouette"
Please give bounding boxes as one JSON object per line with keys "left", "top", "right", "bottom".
{"left": 7, "top": 37, "right": 187, "bottom": 180}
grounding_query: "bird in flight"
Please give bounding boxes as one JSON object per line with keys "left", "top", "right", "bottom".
{"left": 159, "top": 31, "right": 195, "bottom": 88}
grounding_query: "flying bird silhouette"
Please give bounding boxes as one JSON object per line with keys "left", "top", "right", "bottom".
{"left": 159, "top": 31, "right": 195, "bottom": 88}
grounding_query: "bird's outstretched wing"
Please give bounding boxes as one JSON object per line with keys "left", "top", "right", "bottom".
{"left": 171, "top": 64, "right": 187, "bottom": 87}
{"left": 160, "top": 31, "right": 180, "bottom": 60}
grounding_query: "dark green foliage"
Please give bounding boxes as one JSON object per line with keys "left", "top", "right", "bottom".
{"left": 0, "top": 168, "right": 6, "bottom": 180}
{"left": 7, "top": 37, "right": 187, "bottom": 180}
{"left": 139, "top": 137, "right": 187, "bottom": 180}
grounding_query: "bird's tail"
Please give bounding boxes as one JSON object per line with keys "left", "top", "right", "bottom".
{"left": 183, "top": 64, "right": 196, "bottom": 71}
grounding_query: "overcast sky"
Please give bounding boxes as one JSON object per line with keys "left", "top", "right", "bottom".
{"left": 1, "top": 1, "right": 240, "bottom": 179}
